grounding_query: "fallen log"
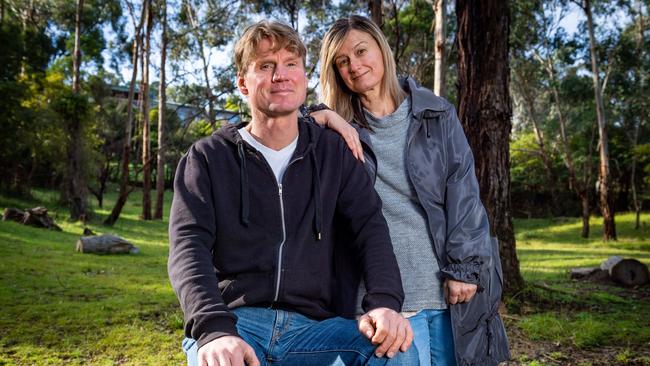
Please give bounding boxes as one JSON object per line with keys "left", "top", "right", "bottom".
{"left": 3, "top": 208, "right": 25, "bottom": 222}
{"left": 571, "top": 256, "right": 649, "bottom": 286}
{"left": 23, "top": 207, "right": 62, "bottom": 231}
{"left": 75, "top": 234, "right": 139, "bottom": 254}
{"left": 3, "top": 206, "right": 61, "bottom": 231}
{"left": 601, "top": 256, "right": 649, "bottom": 287}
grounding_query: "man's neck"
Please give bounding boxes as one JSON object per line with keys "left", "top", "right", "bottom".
{"left": 246, "top": 110, "right": 299, "bottom": 151}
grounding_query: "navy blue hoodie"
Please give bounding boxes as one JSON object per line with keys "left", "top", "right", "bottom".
{"left": 168, "top": 118, "right": 404, "bottom": 349}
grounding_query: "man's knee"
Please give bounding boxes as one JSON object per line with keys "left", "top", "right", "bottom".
{"left": 382, "top": 344, "right": 420, "bottom": 366}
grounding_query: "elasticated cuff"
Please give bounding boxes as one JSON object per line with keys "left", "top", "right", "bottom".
{"left": 441, "top": 262, "right": 483, "bottom": 291}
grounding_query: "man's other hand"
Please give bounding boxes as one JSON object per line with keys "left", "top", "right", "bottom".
{"left": 198, "top": 336, "right": 260, "bottom": 366}
{"left": 358, "top": 307, "right": 413, "bottom": 359}
{"left": 444, "top": 279, "right": 478, "bottom": 304}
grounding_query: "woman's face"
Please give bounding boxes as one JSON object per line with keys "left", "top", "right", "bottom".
{"left": 333, "top": 29, "right": 385, "bottom": 96}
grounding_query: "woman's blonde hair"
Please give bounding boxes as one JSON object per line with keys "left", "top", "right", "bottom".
{"left": 319, "top": 15, "right": 405, "bottom": 129}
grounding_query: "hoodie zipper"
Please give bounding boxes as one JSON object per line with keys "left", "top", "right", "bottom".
{"left": 272, "top": 154, "right": 307, "bottom": 303}
{"left": 273, "top": 183, "right": 286, "bottom": 302}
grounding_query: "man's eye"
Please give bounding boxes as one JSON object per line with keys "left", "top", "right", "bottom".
{"left": 261, "top": 63, "right": 273, "bottom": 70}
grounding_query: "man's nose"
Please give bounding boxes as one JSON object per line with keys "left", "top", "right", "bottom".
{"left": 272, "top": 65, "right": 289, "bottom": 82}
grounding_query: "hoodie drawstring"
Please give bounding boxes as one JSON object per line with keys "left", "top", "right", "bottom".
{"left": 309, "top": 146, "right": 322, "bottom": 241}
{"left": 237, "top": 143, "right": 250, "bottom": 226}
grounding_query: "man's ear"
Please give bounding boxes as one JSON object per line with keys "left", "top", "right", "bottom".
{"left": 237, "top": 73, "right": 248, "bottom": 95}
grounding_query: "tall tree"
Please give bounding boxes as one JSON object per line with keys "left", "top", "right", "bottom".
{"left": 456, "top": 0, "right": 524, "bottom": 294}
{"left": 104, "top": 0, "right": 146, "bottom": 226}
{"left": 369, "top": 0, "right": 382, "bottom": 28}
{"left": 579, "top": 0, "right": 616, "bottom": 240}
{"left": 66, "top": 0, "right": 90, "bottom": 221}
{"left": 154, "top": 0, "right": 168, "bottom": 220}
{"left": 432, "top": 0, "right": 446, "bottom": 97}
{"left": 141, "top": 0, "right": 153, "bottom": 220}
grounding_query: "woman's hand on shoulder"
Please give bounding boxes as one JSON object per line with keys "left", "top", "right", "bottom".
{"left": 311, "top": 109, "right": 365, "bottom": 162}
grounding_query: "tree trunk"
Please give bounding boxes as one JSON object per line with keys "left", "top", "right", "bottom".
{"left": 513, "top": 69, "right": 559, "bottom": 215}
{"left": 538, "top": 50, "right": 591, "bottom": 237}
{"left": 456, "top": 0, "right": 524, "bottom": 295}
{"left": 630, "top": 0, "right": 645, "bottom": 230}
{"left": 584, "top": 0, "right": 616, "bottom": 240}
{"left": 104, "top": 2, "right": 146, "bottom": 226}
{"left": 141, "top": 0, "right": 153, "bottom": 220}
{"left": 185, "top": 2, "right": 216, "bottom": 128}
{"left": 154, "top": 0, "right": 167, "bottom": 220}
{"left": 369, "top": 0, "right": 383, "bottom": 28}
{"left": 66, "top": 0, "right": 89, "bottom": 221}
{"left": 72, "top": 0, "right": 83, "bottom": 94}
{"left": 433, "top": 0, "right": 446, "bottom": 97}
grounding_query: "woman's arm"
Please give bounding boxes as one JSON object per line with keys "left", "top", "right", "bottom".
{"left": 309, "top": 108, "right": 365, "bottom": 162}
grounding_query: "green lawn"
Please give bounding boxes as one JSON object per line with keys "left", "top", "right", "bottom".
{"left": 0, "top": 188, "right": 648, "bottom": 365}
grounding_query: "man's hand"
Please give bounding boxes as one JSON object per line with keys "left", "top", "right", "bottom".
{"left": 358, "top": 307, "right": 413, "bottom": 359}
{"left": 197, "top": 336, "right": 260, "bottom": 366}
{"left": 310, "top": 109, "right": 365, "bottom": 162}
{"left": 444, "top": 279, "right": 478, "bottom": 304}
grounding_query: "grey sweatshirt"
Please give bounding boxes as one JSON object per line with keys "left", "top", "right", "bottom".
{"left": 365, "top": 97, "right": 446, "bottom": 311}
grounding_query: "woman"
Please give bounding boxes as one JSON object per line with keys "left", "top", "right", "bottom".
{"left": 310, "top": 15, "right": 510, "bottom": 366}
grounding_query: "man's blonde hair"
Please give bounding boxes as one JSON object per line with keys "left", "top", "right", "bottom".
{"left": 234, "top": 20, "right": 307, "bottom": 75}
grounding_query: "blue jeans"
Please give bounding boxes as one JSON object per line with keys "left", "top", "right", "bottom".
{"left": 408, "top": 309, "right": 456, "bottom": 366}
{"left": 183, "top": 307, "right": 419, "bottom": 366}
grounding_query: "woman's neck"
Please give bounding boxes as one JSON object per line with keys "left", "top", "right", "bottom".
{"left": 358, "top": 89, "right": 396, "bottom": 117}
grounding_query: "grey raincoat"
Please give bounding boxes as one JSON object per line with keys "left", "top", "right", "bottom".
{"left": 355, "top": 77, "right": 510, "bottom": 365}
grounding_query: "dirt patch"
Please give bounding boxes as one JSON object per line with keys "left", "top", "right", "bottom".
{"left": 503, "top": 321, "right": 650, "bottom": 365}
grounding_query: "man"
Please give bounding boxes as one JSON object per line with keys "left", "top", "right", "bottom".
{"left": 168, "top": 21, "right": 417, "bottom": 366}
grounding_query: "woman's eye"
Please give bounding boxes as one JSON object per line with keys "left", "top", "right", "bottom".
{"left": 337, "top": 59, "right": 349, "bottom": 67}
{"left": 357, "top": 48, "right": 366, "bottom": 56}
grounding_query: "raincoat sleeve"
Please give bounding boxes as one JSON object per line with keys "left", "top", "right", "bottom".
{"left": 439, "top": 108, "right": 493, "bottom": 290}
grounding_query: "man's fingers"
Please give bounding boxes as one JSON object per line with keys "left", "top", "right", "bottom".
{"left": 373, "top": 318, "right": 395, "bottom": 357}
{"left": 358, "top": 315, "right": 376, "bottom": 339}
{"left": 243, "top": 345, "right": 261, "bottom": 366}
{"left": 401, "top": 321, "right": 414, "bottom": 352}
{"left": 216, "top": 352, "right": 230, "bottom": 366}
{"left": 385, "top": 320, "right": 406, "bottom": 358}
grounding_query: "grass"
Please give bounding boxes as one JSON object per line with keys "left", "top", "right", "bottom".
{"left": 513, "top": 214, "right": 650, "bottom": 363}
{"left": 0, "top": 187, "right": 184, "bottom": 365}
{"left": 0, "top": 188, "right": 648, "bottom": 365}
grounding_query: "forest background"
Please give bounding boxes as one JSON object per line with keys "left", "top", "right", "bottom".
{"left": 0, "top": 0, "right": 649, "bottom": 365}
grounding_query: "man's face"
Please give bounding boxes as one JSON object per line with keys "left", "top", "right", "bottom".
{"left": 238, "top": 38, "right": 307, "bottom": 118}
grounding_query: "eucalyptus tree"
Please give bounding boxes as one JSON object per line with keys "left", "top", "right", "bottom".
{"left": 574, "top": 0, "right": 617, "bottom": 240}
{"left": 105, "top": 0, "right": 147, "bottom": 226}
{"left": 456, "top": 0, "right": 524, "bottom": 294}
{"left": 154, "top": 0, "right": 168, "bottom": 220}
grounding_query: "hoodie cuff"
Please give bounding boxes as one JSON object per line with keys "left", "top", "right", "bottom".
{"left": 362, "top": 293, "right": 403, "bottom": 313}
{"left": 195, "top": 317, "right": 240, "bottom": 349}
{"left": 441, "top": 262, "right": 483, "bottom": 291}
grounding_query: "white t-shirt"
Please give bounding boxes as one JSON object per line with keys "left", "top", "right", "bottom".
{"left": 238, "top": 127, "right": 298, "bottom": 184}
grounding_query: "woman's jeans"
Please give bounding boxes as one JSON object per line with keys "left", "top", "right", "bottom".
{"left": 182, "top": 307, "right": 419, "bottom": 366}
{"left": 408, "top": 309, "right": 456, "bottom": 366}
